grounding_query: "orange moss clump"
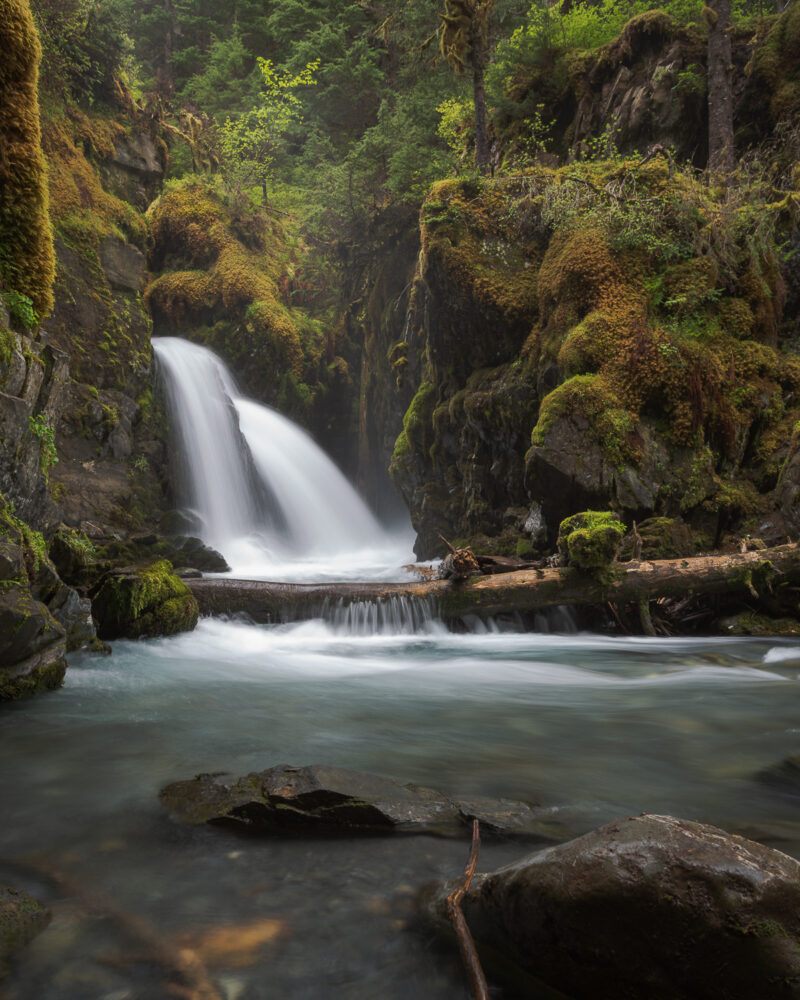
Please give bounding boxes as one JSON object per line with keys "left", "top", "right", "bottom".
{"left": 146, "top": 180, "right": 304, "bottom": 381}
{"left": 0, "top": 0, "right": 55, "bottom": 317}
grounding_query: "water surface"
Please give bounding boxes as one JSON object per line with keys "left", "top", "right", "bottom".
{"left": 2, "top": 621, "right": 799, "bottom": 999}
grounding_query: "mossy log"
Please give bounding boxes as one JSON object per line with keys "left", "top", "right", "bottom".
{"left": 186, "top": 544, "right": 800, "bottom": 623}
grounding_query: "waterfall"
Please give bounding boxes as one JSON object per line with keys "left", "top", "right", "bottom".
{"left": 153, "top": 337, "right": 414, "bottom": 581}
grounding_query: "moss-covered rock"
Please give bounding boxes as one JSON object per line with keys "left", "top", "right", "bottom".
{"left": 0, "top": 887, "right": 50, "bottom": 976}
{"left": 90, "top": 559, "right": 199, "bottom": 640}
{"left": 557, "top": 511, "right": 626, "bottom": 571}
{"left": 394, "top": 148, "right": 794, "bottom": 557}
{"left": 619, "top": 516, "right": 696, "bottom": 561}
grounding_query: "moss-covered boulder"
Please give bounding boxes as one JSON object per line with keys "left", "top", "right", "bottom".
{"left": 619, "top": 516, "right": 696, "bottom": 561}
{"left": 557, "top": 511, "right": 625, "bottom": 570}
{"left": 90, "top": 559, "right": 199, "bottom": 640}
{"left": 0, "top": 887, "right": 50, "bottom": 977}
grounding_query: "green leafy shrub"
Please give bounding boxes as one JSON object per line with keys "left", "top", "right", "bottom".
{"left": 2, "top": 291, "right": 38, "bottom": 332}
{"left": 28, "top": 413, "right": 57, "bottom": 474}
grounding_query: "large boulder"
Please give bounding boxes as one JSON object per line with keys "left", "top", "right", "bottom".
{"left": 160, "top": 764, "right": 558, "bottom": 840}
{"left": 428, "top": 814, "right": 800, "bottom": 1000}
{"left": 90, "top": 559, "right": 199, "bottom": 640}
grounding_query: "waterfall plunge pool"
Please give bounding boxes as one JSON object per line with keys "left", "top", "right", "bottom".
{"left": 2, "top": 619, "right": 800, "bottom": 999}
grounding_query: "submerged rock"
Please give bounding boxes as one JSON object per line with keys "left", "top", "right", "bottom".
{"left": 757, "top": 755, "right": 800, "bottom": 797}
{"left": 90, "top": 559, "right": 199, "bottom": 640}
{"left": 160, "top": 764, "right": 556, "bottom": 840}
{"left": 426, "top": 813, "right": 800, "bottom": 1000}
{"left": 0, "top": 887, "right": 50, "bottom": 977}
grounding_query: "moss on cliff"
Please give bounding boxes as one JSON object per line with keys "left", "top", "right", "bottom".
{"left": 146, "top": 178, "right": 342, "bottom": 422}
{"left": 0, "top": 0, "right": 55, "bottom": 318}
{"left": 395, "top": 150, "right": 794, "bottom": 557}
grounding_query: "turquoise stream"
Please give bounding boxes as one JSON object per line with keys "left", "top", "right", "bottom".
{"left": 2, "top": 619, "right": 800, "bottom": 999}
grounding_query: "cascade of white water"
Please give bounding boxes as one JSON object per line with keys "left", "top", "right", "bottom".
{"left": 153, "top": 336, "right": 415, "bottom": 581}
{"left": 319, "top": 596, "right": 442, "bottom": 635}
{"left": 234, "top": 398, "right": 384, "bottom": 553}
{"left": 153, "top": 337, "right": 261, "bottom": 551}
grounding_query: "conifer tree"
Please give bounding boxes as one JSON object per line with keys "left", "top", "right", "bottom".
{"left": 438, "top": 0, "right": 497, "bottom": 172}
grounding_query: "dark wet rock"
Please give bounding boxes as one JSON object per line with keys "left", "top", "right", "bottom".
{"left": 0, "top": 887, "right": 50, "bottom": 977}
{"left": 90, "top": 559, "right": 199, "bottom": 640}
{"left": 160, "top": 764, "right": 555, "bottom": 840}
{"left": 98, "top": 236, "right": 145, "bottom": 292}
{"left": 427, "top": 813, "right": 800, "bottom": 1000}
{"left": 0, "top": 585, "right": 67, "bottom": 699}
{"left": 757, "top": 755, "right": 800, "bottom": 797}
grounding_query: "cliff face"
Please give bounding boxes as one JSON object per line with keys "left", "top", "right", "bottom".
{"left": 385, "top": 4, "right": 800, "bottom": 560}
{"left": 391, "top": 153, "right": 799, "bottom": 559}
{"left": 499, "top": 7, "right": 800, "bottom": 167}
{"left": 40, "top": 106, "right": 171, "bottom": 536}
{"left": 0, "top": 4, "right": 96, "bottom": 698}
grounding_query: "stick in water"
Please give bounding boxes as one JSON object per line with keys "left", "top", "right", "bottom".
{"left": 446, "top": 819, "right": 490, "bottom": 1000}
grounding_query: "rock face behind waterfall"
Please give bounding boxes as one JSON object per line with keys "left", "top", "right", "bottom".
{"left": 427, "top": 814, "right": 800, "bottom": 1000}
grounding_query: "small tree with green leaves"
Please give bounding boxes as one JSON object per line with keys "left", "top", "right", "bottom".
{"left": 219, "top": 57, "right": 319, "bottom": 200}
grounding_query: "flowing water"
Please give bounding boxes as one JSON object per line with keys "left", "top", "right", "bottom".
{"left": 2, "top": 340, "right": 800, "bottom": 999}
{"left": 152, "top": 337, "right": 414, "bottom": 582}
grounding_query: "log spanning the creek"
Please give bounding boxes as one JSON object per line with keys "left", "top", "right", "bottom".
{"left": 186, "top": 544, "right": 800, "bottom": 622}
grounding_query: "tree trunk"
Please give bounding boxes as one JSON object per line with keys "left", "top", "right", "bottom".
{"left": 471, "top": 24, "right": 491, "bottom": 173}
{"left": 707, "top": 0, "right": 735, "bottom": 175}
{"left": 186, "top": 544, "right": 800, "bottom": 625}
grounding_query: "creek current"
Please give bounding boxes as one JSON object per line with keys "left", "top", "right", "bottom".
{"left": 2, "top": 339, "right": 800, "bottom": 999}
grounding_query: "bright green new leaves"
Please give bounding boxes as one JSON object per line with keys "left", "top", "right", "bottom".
{"left": 219, "top": 58, "right": 319, "bottom": 197}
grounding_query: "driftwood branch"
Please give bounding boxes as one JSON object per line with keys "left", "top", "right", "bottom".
{"left": 446, "top": 820, "right": 489, "bottom": 1000}
{"left": 186, "top": 543, "right": 800, "bottom": 625}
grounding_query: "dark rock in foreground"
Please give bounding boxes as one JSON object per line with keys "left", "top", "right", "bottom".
{"left": 427, "top": 813, "right": 800, "bottom": 1000}
{"left": 0, "top": 887, "right": 50, "bottom": 977}
{"left": 160, "top": 764, "right": 558, "bottom": 840}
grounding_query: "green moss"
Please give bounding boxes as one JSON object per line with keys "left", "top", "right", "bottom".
{"left": 557, "top": 510, "right": 626, "bottom": 571}
{"left": 390, "top": 381, "right": 436, "bottom": 479}
{"left": 619, "top": 517, "right": 695, "bottom": 561}
{"left": 91, "top": 559, "right": 199, "bottom": 640}
{"left": 0, "top": 0, "right": 55, "bottom": 317}
{"left": 531, "top": 374, "right": 638, "bottom": 467}
{"left": 0, "top": 323, "right": 15, "bottom": 368}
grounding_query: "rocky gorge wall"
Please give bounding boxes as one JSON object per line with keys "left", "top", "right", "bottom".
{"left": 387, "top": 4, "right": 800, "bottom": 560}
{"left": 391, "top": 162, "right": 799, "bottom": 560}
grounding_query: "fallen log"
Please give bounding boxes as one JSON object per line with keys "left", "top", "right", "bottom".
{"left": 186, "top": 544, "right": 800, "bottom": 624}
